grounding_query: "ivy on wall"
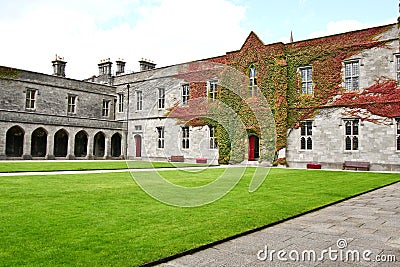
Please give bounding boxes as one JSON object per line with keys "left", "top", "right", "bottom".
{"left": 167, "top": 24, "right": 398, "bottom": 164}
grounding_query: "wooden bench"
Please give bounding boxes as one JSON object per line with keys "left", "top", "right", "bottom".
{"left": 342, "top": 161, "right": 370, "bottom": 171}
{"left": 170, "top": 155, "right": 184, "bottom": 162}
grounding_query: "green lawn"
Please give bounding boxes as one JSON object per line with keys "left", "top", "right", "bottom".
{"left": 0, "top": 168, "right": 399, "bottom": 266}
{"left": 0, "top": 160, "right": 209, "bottom": 173}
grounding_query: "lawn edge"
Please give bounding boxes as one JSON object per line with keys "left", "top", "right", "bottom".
{"left": 139, "top": 179, "right": 400, "bottom": 267}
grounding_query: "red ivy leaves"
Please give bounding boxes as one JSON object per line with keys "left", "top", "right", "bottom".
{"left": 331, "top": 78, "right": 400, "bottom": 118}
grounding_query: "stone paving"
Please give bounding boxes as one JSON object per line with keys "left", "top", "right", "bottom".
{"left": 159, "top": 182, "right": 400, "bottom": 267}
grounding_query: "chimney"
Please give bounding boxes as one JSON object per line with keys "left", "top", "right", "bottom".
{"left": 52, "top": 54, "right": 66, "bottom": 77}
{"left": 139, "top": 58, "right": 156, "bottom": 71}
{"left": 98, "top": 58, "right": 112, "bottom": 76}
{"left": 116, "top": 59, "right": 126, "bottom": 75}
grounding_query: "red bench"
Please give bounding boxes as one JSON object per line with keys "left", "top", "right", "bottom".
{"left": 196, "top": 158, "right": 207, "bottom": 164}
{"left": 343, "top": 161, "right": 370, "bottom": 171}
{"left": 307, "top": 163, "right": 321, "bottom": 169}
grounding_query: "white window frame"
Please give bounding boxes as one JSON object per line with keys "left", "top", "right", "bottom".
{"left": 25, "top": 89, "right": 36, "bottom": 110}
{"left": 67, "top": 94, "right": 77, "bottom": 114}
{"left": 157, "top": 126, "right": 165, "bottom": 149}
{"left": 344, "top": 60, "right": 359, "bottom": 91}
{"left": 249, "top": 65, "right": 257, "bottom": 97}
{"left": 300, "top": 121, "right": 313, "bottom": 150}
{"left": 209, "top": 125, "right": 217, "bottom": 149}
{"left": 136, "top": 91, "right": 143, "bottom": 111}
{"left": 158, "top": 88, "right": 165, "bottom": 109}
{"left": 182, "top": 126, "right": 190, "bottom": 149}
{"left": 102, "top": 100, "right": 110, "bottom": 117}
{"left": 396, "top": 55, "right": 400, "bottom": 82}
{"left": 207, "top": 80, "right": 218, "bottom": 102}
{"left": 182, "top": 84, "right": 189, "bottom": 106}
{"left": 344, "top": 119, "right": 359, "bottom": 151}
{"left": 118, "top": 93, "right": 124, "bottom": 113}
{"left": 300, "top": 67, "right": 313, "bottom": 95}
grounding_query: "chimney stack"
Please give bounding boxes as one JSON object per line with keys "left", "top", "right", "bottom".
{"left": 139, "top": 58, "right": 156, "bottom": 71}
{"left": 52, "top": 54, "right": 66, "bottom": 77}
{"left": 98, "top": 58, "right": 112, "bottom": 76}
{"left": 116, "top": 59, "right": 126, "bottom": 75}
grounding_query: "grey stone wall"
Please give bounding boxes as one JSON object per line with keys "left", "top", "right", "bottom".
{"left": 287, "top": 108, "right": 400, "bottom": 171}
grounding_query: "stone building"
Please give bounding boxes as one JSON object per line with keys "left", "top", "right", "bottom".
{"left": 1, "top": 22, "right": 400, "bottom": 170}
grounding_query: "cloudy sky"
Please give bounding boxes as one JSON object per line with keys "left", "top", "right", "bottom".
{"left": 0, "top": 0, "right": 397, "bottom": 79}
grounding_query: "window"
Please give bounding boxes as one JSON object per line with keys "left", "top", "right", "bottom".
{"left": 118, "top": 93, "right": 124, "bottom": 112}
{"left": 209, "top": 125, "right": 217, "bottom": 149}
{"left": 67, "top": 95, "right": 76, "bottom": 114}
{"left": 25, "top": 89, "right": 36, "bottom": 109}
{"left": 134, "top": 125, "right": 142, "bottom": 131}
{"left": 396, "top": 118, "right": 400, "bottom": 151}
{"left": 157, "top": 126, "right": 164, "bottom": 149}
{"left": 182, "top": 84, "right": 190, "bottom": 106}
{"left": 345, "top": 61, "right": 359, "bottom": 91}
{"left": 208, "top": 80, "right": 217, "bottom": 102}
{"left": 182, "top": 126, "right": 189, "bottom": 149}
{"left": 344, "top": 119, "right": 359, "bottom": 150}
{"left": 249, "top": 65, "right": 257, "bottom": 97}
{"left": 300, "top": 67, "right": 313, "bottom": 94}
{"left": 396, "top": 56, "right": 400, "bottom": 82}
{"left": 158, "top": 88, "right": 165, "bottom": 109}
{"left": 300, "top": 121, "right": 312, "bottom": 150}
{"left": 136, "top": 91, "right": 143, "bottom": 111}
{"left": 102, "top": 100, "right": 110, "bottom": 117}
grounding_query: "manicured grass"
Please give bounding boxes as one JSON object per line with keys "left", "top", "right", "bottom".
{"left": 0, "top": 168, "right": 399, "bottom": 266}
{"left": 0, "top": 160, "right": 209, "bottom": 173}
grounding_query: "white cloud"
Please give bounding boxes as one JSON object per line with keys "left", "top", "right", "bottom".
{"left": 0, "top": 0, "right": 247, "bottom": 79}
{"left": 306, "top": 19, "right": 395, "bottom": 40}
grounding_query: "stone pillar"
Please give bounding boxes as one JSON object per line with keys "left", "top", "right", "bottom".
{"left": 0, "top": 128, "right": 6, "bottom": 159}
{"left": 87, "top": 135, "right": 94, "bottom": 159}
{"left": 67, "top": 132, "right": 75, "bottom": 160}
{"left": 46, "top": 133, "right": 55, "bottom": 160}
{"left": 23, "top": 130, "right": 32, "bottom": 160}
{"left": 104, "top": 136, "right": 110, "bottom": 159}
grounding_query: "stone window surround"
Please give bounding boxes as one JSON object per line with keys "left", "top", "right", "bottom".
{"left": 299, "top": 66, "right": 313, "bottom": 95}
{"left": 25, "top": 88, "right": 37, "bottom": 110}
{"left": 209, "top": 125, "right": 217, "bottom": 149}
{"left": 157, "top": 126, "right": 165, "bottom": 149}
{"left": 300, "top": 120, "right": 313, "bottom": 150}
{"left": 136, "top": 90, "right": 143, "bottom": 111}
{"left": 102, "top": 99, "right": 111, "bottom": 117}
{"left": 67, "top": 94, "right": 77, "bottom": 114}
{"left": 158, "top": 88, "right": 165, "bottom": 109}
{"left": 343, "top": 59, "right": 360, "bottom": 91}
{"left": 249, "top": 65, "right": 257, "bottom": 97}
{"left": 343, "top": 118, "right": 359, "bottom": 151}
{"left": 117, "top": 93, "right": 124, "bottom": 113}
{"left": 181, "top": 83, "right": 190, "bottom": 106}
{"left": 181, "top": 126, "right": 190, "bottom": 149}
{"left": 207, "top": 80, "right": 218, "bottom": 102}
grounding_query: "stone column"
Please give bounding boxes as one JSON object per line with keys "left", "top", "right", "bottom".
{"left": 67, "top": 132, "right": 75, "bottom": 160}
{"left": 87, "top": 135, "right": 93, "bottom": 159}
{"left": 23, "top": 130, "right": 32, "bottom": 160}
{"left": 46, "top": 133, "right": 55, "bottom": 160}
{"left": 104, "top": 136, "right": 110, "bottom": 159}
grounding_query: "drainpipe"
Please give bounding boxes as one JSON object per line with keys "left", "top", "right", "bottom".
{"left": 125, "top": 84, "right": 130, "bottom": 159}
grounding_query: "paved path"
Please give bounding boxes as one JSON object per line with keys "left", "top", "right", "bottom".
{"left": 159, "top": 182, "right": 400, "bottom": 267}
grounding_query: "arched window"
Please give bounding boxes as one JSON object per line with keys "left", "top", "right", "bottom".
{"left": 249, "top": 65, "right": 257, "bottom": 97}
